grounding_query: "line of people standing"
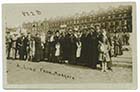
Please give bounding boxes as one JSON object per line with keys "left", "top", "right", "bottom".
{"left": 6, "top": 25, "right": 130, "bottom": 72}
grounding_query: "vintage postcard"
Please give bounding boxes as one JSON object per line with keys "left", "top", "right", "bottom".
{"left": 2, "top": 2, "right": 137, "bottom": 89}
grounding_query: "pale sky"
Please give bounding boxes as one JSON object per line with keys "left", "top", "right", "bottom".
{"left": 2, "top": 3, "right": 132, "bottom": 28}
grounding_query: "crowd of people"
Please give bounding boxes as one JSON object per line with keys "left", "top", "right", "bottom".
{"left": 6, "top": 25, "right": 130, "bottom": 72}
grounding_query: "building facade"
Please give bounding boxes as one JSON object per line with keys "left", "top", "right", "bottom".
{"left": 22, "top": 5, "right": 132, "bottom": 34}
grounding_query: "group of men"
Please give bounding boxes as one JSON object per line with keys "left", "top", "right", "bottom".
{"left": 6, "top": 25, "right": 130, "bottom": 71}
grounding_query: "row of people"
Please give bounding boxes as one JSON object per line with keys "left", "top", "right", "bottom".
{"left": 6, "top": 26, "right": 129, "bottom": 72}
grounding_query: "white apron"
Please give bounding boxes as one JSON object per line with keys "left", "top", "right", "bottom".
{"left": 76, "top": 41, "right": 82, "bottom": 58}
{"left": 55, "top": 43, "right": 60, "bottom": 56}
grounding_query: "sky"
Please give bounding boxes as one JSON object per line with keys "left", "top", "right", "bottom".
{"left": 2, "top": 3, "right": 132, "bottom": 28}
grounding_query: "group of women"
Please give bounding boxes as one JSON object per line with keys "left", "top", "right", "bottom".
{"left": 6, "top": 25, "right": 129, "bottom": 72}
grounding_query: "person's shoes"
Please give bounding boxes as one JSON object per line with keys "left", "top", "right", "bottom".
{"left": 108, "top": 67, "right": 113, "bottom": 71}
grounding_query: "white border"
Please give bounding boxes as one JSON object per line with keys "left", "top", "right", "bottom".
{"left": 0, "top": 0, "right": 139, "bottom": 92}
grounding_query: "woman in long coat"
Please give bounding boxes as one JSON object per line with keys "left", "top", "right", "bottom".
{"left": 44, "top": 31, "right": 52, "bottom": 61}
{"left": 18, "top": 36, "right": 25, "bottom": 60}
{"left": 86, "top": 31, "right": 93, "bottom": 67}
{"left": 53, "top": 31, "right": 62, "bottom": 63}
{"left": 69, "top": 32, "right": 77, "bottom": 64}
{"left": 60, "top": 32, "right": 73, "bottom": 63}
{"left": 86, "top": 28, "right": 99, "bottom": 68}
{"left": 44, "top": 35, "right": 50, "bottom": 61}
{"left": 80, "top": 29, "right": 89, "bottom": 66}
{"left": 91, "top": 29, "right": 99, "bottom": 68}
{"left": 33, "top": 33, "right": 43, "bottom": 62}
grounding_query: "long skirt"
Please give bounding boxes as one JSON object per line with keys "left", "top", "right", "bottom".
{"left": 33, "top": 47, "right": 43, "bottom": 62}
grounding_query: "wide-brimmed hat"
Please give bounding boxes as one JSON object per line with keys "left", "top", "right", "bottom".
{"left": 95, "top": 23, "right": 101, "bottom": 27}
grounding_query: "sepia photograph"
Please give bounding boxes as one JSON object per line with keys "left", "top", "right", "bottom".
{"left": 2, "top": 2, "right": 137, "bottom": 89}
